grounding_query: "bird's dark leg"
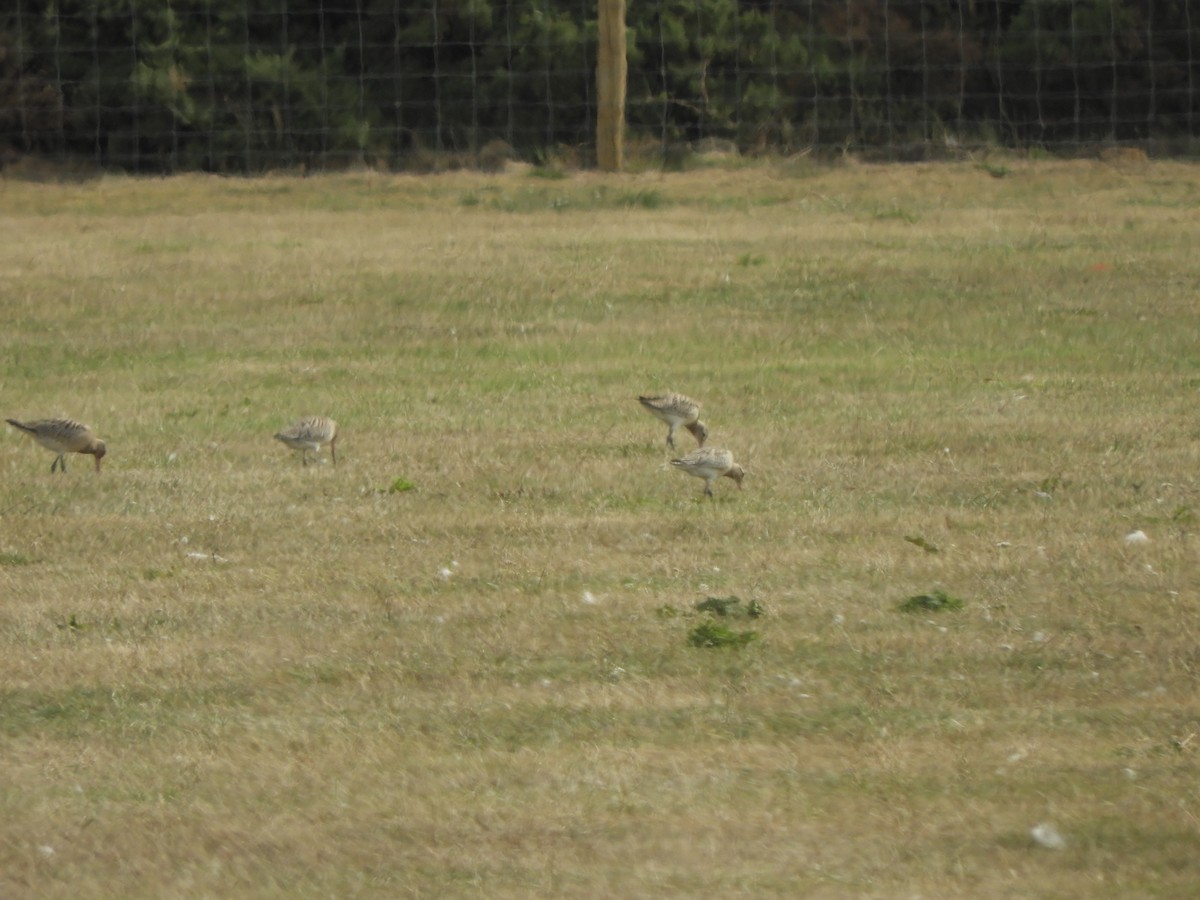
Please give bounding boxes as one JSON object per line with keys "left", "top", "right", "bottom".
{"left": 51, "top": 455, "right": 65, "bottom": 473}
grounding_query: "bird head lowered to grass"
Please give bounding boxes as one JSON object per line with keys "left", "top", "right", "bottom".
{"left": 637, "top": 392, "right": 708, "bottom": 448}
{"left": 274, "top": 415, "right": 339, "bottom": 466}
{"left": 670, "top": 446, "right": 744, "bottom": 498}
{"left": 6, "top": 417, "right": 107, "bottom": 473}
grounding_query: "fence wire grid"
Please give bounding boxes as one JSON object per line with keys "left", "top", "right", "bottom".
{"left": 2, "top": 0, "right": 1198, "bottom": 173}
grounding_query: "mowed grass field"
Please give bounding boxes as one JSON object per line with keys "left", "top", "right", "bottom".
{"left": 1, "top": 158, "right": 1198, "bottom": 898}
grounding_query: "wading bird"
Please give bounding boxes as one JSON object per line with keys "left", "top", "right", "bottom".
{"left": 6, "top": 417, "right": 107, "bottom": 473}
{"left": 274, "top": 416, "right": 338, "bottom": 466}
{"left": 638, "top": 392, "right": 708, "bottom": 449}
{"left": 670, "top": 446, "right": 744, "bottom": 498}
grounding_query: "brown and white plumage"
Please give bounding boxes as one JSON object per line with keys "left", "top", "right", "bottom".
{"left": 6, "top": 417, "right": 107, "bottom": 473}
{"left": 638, "top": 392, "right": 708, "bottom": 448}
{"left": 670, "top": 446, "right": 744, "bottom": 498}
{"left": 274, "top": 416, "right": 338, "bottom": 466}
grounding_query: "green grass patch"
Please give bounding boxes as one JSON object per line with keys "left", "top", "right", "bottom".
{"left": 386, "top": 476, "right": 417, "bottom": 494}
{"left": 687, "top": 621, "right": 759, "bottom": 648}
{"left": 898, "top": 590, "right": 965, "bottom": 613}
{"left": 694, "top": 596, "right": 764, "bottom": 618}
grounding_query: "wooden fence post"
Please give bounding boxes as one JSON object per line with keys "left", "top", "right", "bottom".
{"left": 596, "top": 0, "right": 626, "bottom": 172}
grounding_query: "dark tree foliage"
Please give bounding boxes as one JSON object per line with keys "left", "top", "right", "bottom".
{"left": 0, "top": 0, "right": 1195, "bottom": 172}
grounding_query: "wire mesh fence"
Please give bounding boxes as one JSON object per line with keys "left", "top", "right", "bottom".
{"left": 2, "top": 0, "right": 1198, "bottom": 174}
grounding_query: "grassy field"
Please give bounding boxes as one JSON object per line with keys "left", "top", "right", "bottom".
{"left": 1, "top": 157, "right": 1198, "bottom": 898}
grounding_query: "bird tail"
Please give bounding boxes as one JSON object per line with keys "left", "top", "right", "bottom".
{"left": 5, "top": 419, "right": 36, "bottom": 435}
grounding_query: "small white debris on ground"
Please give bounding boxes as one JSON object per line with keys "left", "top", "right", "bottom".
{"left": 1125, "top": 530, "right": 1150, "bottom": 545}
{"left": 1031, "top": 823, "right": 1066, "bottom": 850}
{"left": 186, "top": 551, "right": 228, "bottom": 563}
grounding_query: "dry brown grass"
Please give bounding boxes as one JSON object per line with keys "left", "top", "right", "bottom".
{"left": 1, "top": 159, "right": 1199, "bottom": 897}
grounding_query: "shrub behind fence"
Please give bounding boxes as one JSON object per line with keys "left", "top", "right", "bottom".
{"left": 2, "top": 0, "right": 1197, "bottom": 173}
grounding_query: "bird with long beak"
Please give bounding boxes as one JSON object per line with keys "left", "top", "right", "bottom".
{"left": 670, "top": 446, "right": 744, "bottom": 498}
{"left": 638, "top": 392, "right": 708, "bottom": 449}
{"left": 6, "top": 417, "right": 107, "bottom": 473}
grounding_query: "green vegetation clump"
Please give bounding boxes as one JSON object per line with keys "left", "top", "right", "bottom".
{"left": 58, "top": 614, "right": 86, "bottom": 632}
{"left": 903, "top": 535, "right": 940, "bottom": 553}
{"left": 694, "top": 596, "right": 764, "bottom": 618}
{"left": 898, "top": 590, "right": 965, "bottom": 613}
{"left": 687, "top": 621, "right": 758, "bottom": 648}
